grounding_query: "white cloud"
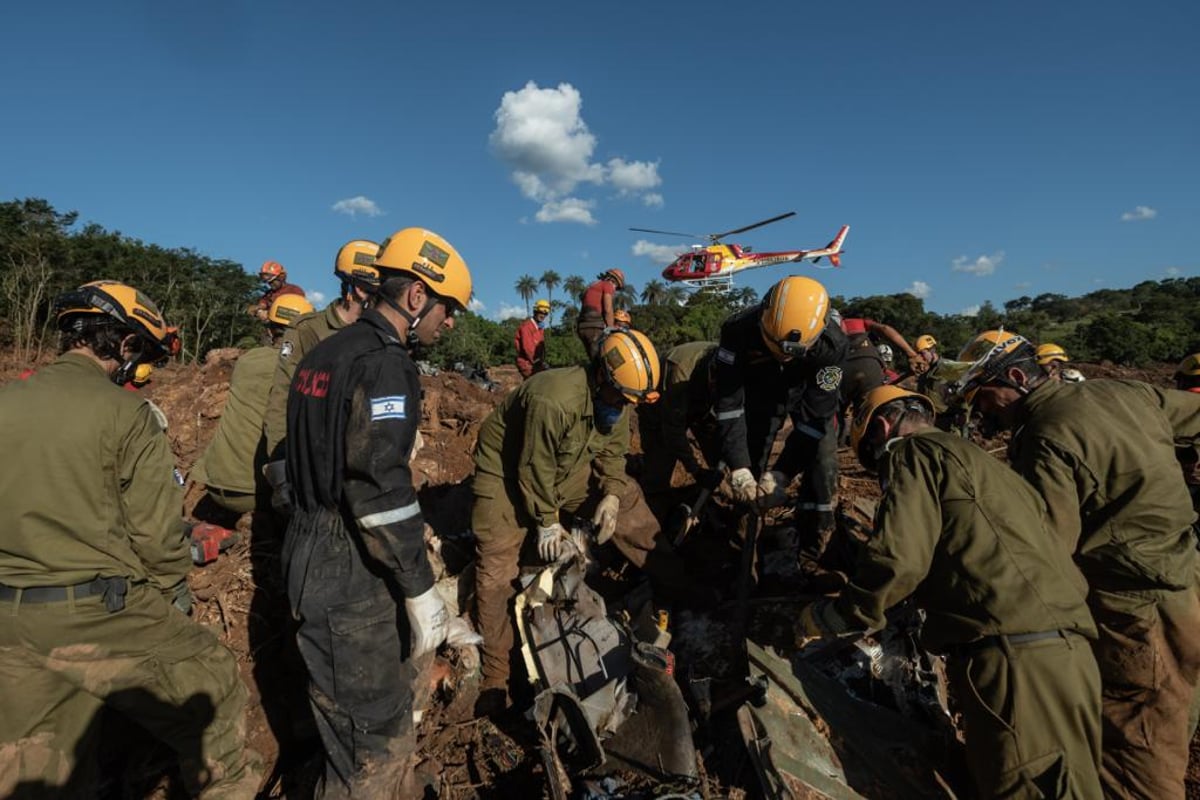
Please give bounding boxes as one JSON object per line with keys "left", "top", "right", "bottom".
{"left": 606, "top": 157, "right": 661, "bottom": 192}
{"left": 642, "top": 192, "right": 664, "bottom": 208}
{"left": 1165, "top": 267, "right": 1182, "bottom": 277}
{"left": 1120, "top": 205, "right": 1157, "bottom": 222}
{"left": 904, "top": 280, "right": 931, "bottom": 299}
{"left": 308, "top": 290, "right": 327, "bottom": 304}
{"left": 952, "top": 251, "right": 1003, "bottom": 276}
{"left": 489, "top": 81, "right": 664, "bottom": 221}
{"left": 535, "top": 198, "right": 596, "bottom": 226}
{"left": 331, "top": 195, "right": 383, "bottom": 217}
{"left": 960, "top": 304, "right": 981, "bottom": 317}
{"left": 632, "top": 239, "right": 683, "bottom": 264}
{"left": 494, "top": 303, "right": 526, "bottom": 321}
{"left": 468, "top": 297, "right": 486, "bottom": 313}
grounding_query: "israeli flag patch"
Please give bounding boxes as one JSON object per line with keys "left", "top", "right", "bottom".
{"left": 370, "top": 395, "right": 407, "bottom": 421}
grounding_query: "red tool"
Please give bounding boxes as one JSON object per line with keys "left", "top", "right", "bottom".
{"left": 189, "top": 523, "right": 239, "bottom": 566}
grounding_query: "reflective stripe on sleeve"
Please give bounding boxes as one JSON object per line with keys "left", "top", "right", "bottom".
{"left": 798, "top": 502, "right": 834, "bottom": 511}
{"left": 716, "top": 409, "right": 745, "bottom": 421}
{"left": 797, "top": 423, "right": 824, "bottom": 439}
{"left": 358, "top": 501, "right": 422, "bottom": 529}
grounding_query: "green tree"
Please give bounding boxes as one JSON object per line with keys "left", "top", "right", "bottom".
{"left": 514, "top": 274, "right": 538, "bottom": 316}
{"left": 563, "top": 274, "right": 587, "bottom": 304}
{"left": 640, "top": 279, "right": 667, "bottom": 305}
{"left": 539, "top": 269, "right": 561, "bottom": 323}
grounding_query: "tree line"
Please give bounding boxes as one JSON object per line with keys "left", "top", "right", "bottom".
{"left": 4, "top": 197, "right": 1196, "bottom": 371}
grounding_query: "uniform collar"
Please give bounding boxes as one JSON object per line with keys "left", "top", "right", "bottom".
{"left": 1013, "top": 377, "right": 1064, "bottom": 424}
{"left": 359, "top": 308, "right": 405, "bottom": 346}
{"left": 58, "top": 351, "right": 113, "bottom": 379}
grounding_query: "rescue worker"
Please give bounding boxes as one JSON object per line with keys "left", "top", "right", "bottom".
{"left": 195, "top": 294, "right": 314, "bottom": 516}
{"left": 959, "top": 329, "right": 1200, "bottom": 800}
{"left": 877, "top": 344, "right": 901, "bottom": 383}
{"left": 636, "top": 341, "right": 723, "bottom": 494}
{"left": 839, "top": 315, "right": 922, "bottom": 409}
{"left": 576, "top": 268, "right": 625, "bottom": 357}
{"left": 471, "top": 329, "right": 693, "bottom": 716}
{"left": 1036, "top": 342, "right": 1085, "bottom": 383}
{"left": 613, "top": 308, "right": 632, "bottom": 330}
{"left": 713, "top": 276, "right": 848, "bottom": 582}
{"left": 250, "top": 260, "right": 305, "bottom": 321}
{"left": 262, "top": 240, "right": 380, "bottom": 506}
{"left": 515, "top": 298, "right": 550, "bottom": 379}
{"left": 914, "top": 333, "right": 972, "bottom": 425}
{"left": 798, "top": 385, "right": 1102, "bottom": 799}
{"left": 281, "top": 228, "right": 478, "bottom": 797}
{"left": 0, "top": 281, "right": 260, "bottom": 797}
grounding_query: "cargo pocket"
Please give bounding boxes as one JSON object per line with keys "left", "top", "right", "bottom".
{"left": 327, "top": 592, "right": 407, "bottom": 734}
{"left": 1094, "top": 612, "right": 1160, "bottom": 697}
{"left": 995, "top": 750, "right": 1067, "bottom": 800}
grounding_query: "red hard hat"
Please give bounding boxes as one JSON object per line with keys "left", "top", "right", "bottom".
{"left": 602, "top": 268, "right": 626, "bottom": 289}
{"left": 260, "top": 260, "right": 286, "bottom": 278}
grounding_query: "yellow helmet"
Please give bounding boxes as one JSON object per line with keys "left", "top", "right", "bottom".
{"left": 533, "top": 299, "right": 551, "bottom": 314}
{"left": 131, "top": 363, "right": 154, "bottom": 387}
{"left": 1035, "top": 343, "right": 1069, "bottom": 365}
{"left": 268, "top": 294, "right": 315, "bottom": 327}
{"left": 849, "top": 385, "right": 933, "bottom": 468}
{"left": 956, "top": 329, "right": 1036, "bottom": 401}
{"left": 759, "top": 276, "right": 830, "bottom": 360}
{"left": 915, "top": 334, "right": 938, "bottom": 352}
{"left": 374, "top": 228, "right": 472, "bottom": 311}
{"left": 597, "top": 328, "right": 661, "bottom": 404}
{"left": 54, "top": 280, "right": 170, "bottom": 358}
{"left": 334, "top": 239, "right": 381, "bottom": 288}
{"left": 1176, "top": 353, "right": 1200, "bottom": 377}
{"left": 614, "top": 308, "right": 632, "bottom": 325}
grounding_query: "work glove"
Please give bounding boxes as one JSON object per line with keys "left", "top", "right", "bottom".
{"left": 410, "top": 429, "right": 425, "bottom": 461}
{"left": 537, "top": 523, "right": 569, "bottom": 562}
{"left": 757, "top": 470, "right": 790, "bottom": 509}
{"left": 444, "top": 616, "right": 484, "bottom": 648}
{"left": 592, "top": 493, "right": 621, "bottom": 545}
{"left": 405, "top": 587, "right": 450, "bottom": 659}
{"left": 169, "top": 579, "right": 193, "bottom": 616}
{"left": 729, "top": 468, "right": 758, "bottom": 505}
{"left": 263, "top": 459, "right": 293, "bottom": 516}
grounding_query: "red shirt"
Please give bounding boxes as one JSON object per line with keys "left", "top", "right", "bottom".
{"left": 580, "top": 280, "right": 614, "bottom": 315}
{"left": 515, "top": 318, "right": 546, "bottom": 378}
{"left": 257, "top": 282, "right": 306, "bottom": 310}
{"left": 840, "top": 317, "right": 877, "bottom": 337}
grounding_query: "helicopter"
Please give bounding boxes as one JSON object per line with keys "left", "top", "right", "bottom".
{"left": 630, "top": 212, "right": 849, "bottom": 290}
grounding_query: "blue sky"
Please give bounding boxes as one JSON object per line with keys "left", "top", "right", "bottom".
{"left": 2, "top": 1, "right": 1196, "bottom": 319}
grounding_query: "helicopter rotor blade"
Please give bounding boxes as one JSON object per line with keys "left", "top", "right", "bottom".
{"left": 710, "top": 211, "right": 797, "bottom": 241}
{"left": 628, "top": 227, "right": 703, "bottom": 239}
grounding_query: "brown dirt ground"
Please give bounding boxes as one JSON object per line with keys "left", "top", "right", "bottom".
{"left": 4, "top": 350, "right": 1198, "bottom": 797}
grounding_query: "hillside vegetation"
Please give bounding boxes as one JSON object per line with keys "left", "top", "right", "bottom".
{"left": 3, "top": 197, "right": 1197, "bottom": 369}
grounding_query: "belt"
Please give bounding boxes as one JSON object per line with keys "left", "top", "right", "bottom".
{"left": 0, "top": 576, "right": 128, "bottom": 612}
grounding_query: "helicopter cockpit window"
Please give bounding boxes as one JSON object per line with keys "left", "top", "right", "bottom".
{"left": 692, "top": 254, "right": 706, "bottom": 274}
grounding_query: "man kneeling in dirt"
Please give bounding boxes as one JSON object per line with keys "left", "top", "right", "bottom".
{"left": 797, "top": 385, "right": 1103, "bottom": 799}
{"left": 471, "top": 329, "right": 695, "bottom": 718}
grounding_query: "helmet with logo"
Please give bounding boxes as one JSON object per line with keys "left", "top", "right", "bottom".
{"left": 1176, "top": 353, "right": 1200, "bottom": 378}
{"left": 915, "top": 334, "right": 938, "bottom": 352}
{"left": 759, "top": 276, "right": 830, "bottom": 360}
{"left": 334, "top": 240, "right": 381, "bottom": 289}
{"left": 55, "top": 280, "right": 170, "bottom": 358}
{"left": 268, "top": 294, "right": 315, "bottom": 327}
{"left": 850, "top": 385, "right": 934, "bottom": 469}
{"left": 1036, "top": 343, "right": 1069, "bottom": 366}
{"left": 597, "top": 328, "right": 661, "bottom": 405}
{"left": 533, "top": 299, "right": 551, "bottom": 314}
{"left": 614, "top": 308, "right": 632, "bottom": 326}
{"left": 600, "top": 268, "right": 626, "bottom": 289}
{"left": 374, "top": 228, "right": 472, "bottom": 312}
{"left": 955, "top": 329, "right": 1037, "bottom": 402}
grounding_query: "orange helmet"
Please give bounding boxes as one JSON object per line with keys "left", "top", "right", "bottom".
{"left": 614, "top": 309, "right": 632, "bottom": 326}
{"left": 260, "top": 260, "right": 286, "bottom": 279}
{"left": 597, "top": 329, "right": 661, "bottom": 405}
{"left": 334, "top": 240, "right": 380, "bottom": 288}
{"left": 601, "top": 268, "right": 626, "bottom": 289}
{"left": 268, "top": 295, "right": 315, "bottom": 327}
{"left": 55, "top": 280, "right": 170, "bottom": 358}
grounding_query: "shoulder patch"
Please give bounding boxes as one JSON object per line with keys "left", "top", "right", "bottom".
{"left": 370, "top": 395, "right": 407, "bottom": 421}
{"left": 816, "top": 365, "right": 842, "bottom": 391}
{"left": 280, "top": 341, "right": 293, "bottom": 359}
{"left": 716, "top": 347, "right": 736, "bottom": 365}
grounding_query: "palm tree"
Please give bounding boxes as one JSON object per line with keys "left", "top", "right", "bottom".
{"left": 515, "top": 274, "right": 538, "bottom": 316}
{"left": 616, "top": 283, "right": 638, "bottom": 310}
{"left": 664, "top": 284, "right": 689, "bottom": 306}
{"left": 640, "top": 279, "right": 667, "bottom": 305}
{"left": 563, "top": 275, "right": 587, "bottom": 304}
{"left": 539, "top": 269, "right": 561, "bottom": 324}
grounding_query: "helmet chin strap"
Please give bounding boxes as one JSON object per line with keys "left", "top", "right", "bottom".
{"left": 374, "top": 289, "right": 438, "bottom": 348}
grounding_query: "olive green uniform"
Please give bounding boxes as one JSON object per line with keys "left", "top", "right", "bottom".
{"left": 808, "top": 430, "right": 1102, "bottom": 799}
{"left": 1010, "top": 379, "right": 1200, "bottom": 800}
{"left": 471, "top": 367, "right": 687, "bottom": 693}
{"left": 193, "top": 346, "right": 277, "bottom": 514}
{"left": 636, "top": 342, "right": 719, "bottom": 493}
{"left": 263, "top": 302, "right": 350, "bottom": 461}
{"left": 0, "top": 354, "right": 259, "bottom": 798}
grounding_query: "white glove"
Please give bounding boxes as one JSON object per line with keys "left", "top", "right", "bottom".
{"left": 537, "top": 523, "right": 569, "bottom": 562}
{"left": 757, "top": 470, "right": 790, "bottom": 509}
{"left": 730, "top": 468, "right": 758, "bottom": 505}
{"left": 405, "top": 587, "right": 449, "bottom": 659}
{"left": 444, "top": 616, "right": 484, "bottom": 648}
{"left": 592, "top": 493, "right": 621, "bottom": 544}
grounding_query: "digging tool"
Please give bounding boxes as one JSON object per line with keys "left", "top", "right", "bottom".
{"left": 731, "top": 509, "right": 763, "bottom": 648}
{"left": 668, "top": 461, "right": 725, "bottom": 548}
